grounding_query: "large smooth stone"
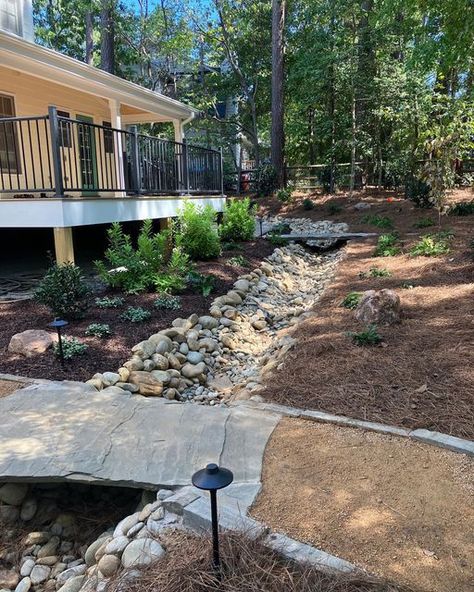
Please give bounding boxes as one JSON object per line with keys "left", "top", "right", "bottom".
{"left": 121, "top": 538, "right": 165, "bottom": 568}
{"left": 0, "top": 483, "right": 28, "bottom": 506}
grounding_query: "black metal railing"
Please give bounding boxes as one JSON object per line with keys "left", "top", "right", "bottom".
{"left": 0, "top": 107, "right": 223, "bottom": 197}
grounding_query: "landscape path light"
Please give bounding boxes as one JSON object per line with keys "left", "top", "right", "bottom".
{"left": 191, "top": 462, "right": 234, "bottom": 571}
{"left": 49, "top": 318, "right": 68, "bottom": 367}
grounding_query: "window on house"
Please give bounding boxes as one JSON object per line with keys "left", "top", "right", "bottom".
{"left": 0, "top": 0, "right": 22, "bottom": 36}
{"left": 57, "top": 110, "right": 72, "bottom": 148}
{"left": 0, "top": 93, "right": 20, "bottom": 174}
{"left": 103, "top": 121, "right": 114, "bottom": 154}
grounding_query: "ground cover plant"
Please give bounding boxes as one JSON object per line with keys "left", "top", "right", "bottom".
{"left": 361, "top": 214, "right": 393, "bottom": 229}
{"left": 373, "top": 233, "right": 401, "bottom": 257}
{"left": 85, "top": 323, "right": 111, "bottom": 338}
{"left": 359, "top": 267, "right": 392, "bottom": 278}
{"left": 348, "top": 324, "right": 382, "bottom": 346}
{"left": 53, "top": 337, "right": 88, "bottom": 360}
{"left": 449, "top": 200, "right": 474, "bottom": 216}
{"left": 154, "top": 294, "right": 182, "bottom": 310}
{"left": 341, "top": 291, "right": 362, "bottom": 309}
{"left": 228, "top": 255, "right": 249, "bottom": 267}
{"left": 120, "top": 306, "right": 152, "bottom": 323}
{"left": 95, "top": 296, "right": 125, "bottom": 309}
{"left": 409, "top": 232, "right": 452, "bottom": 257}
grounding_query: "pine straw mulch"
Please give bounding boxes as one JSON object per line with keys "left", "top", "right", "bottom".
{"left": 0, "top": 379, "right": 25, "bottom": 398}
{"left": 259, "top": 189, "right": 474, "bottom": 440}
{"left": 107, "top": 530, "right": 405, "bottom": 592}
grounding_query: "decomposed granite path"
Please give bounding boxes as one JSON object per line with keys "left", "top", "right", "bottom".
{"left": 0, "top": 381, "right": 280, "bottom": 507}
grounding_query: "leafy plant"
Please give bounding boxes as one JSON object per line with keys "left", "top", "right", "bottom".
{"left": 187, "top": 271, "right": 216, "bottom": 297}
{"left": 95, "top": 296, "right": 125, "bottom": 309}
{"left": 34, "top": 261, "right": 90, "bottom": 320}
{"left": 220, "top": 198, "right": 256, "bottom": 242}
{"left": 409, "top": 233, "right": 451, "bottom": 257}
{"left": 228, "top": 255, "right": 249, "bottom": 267}
{"left": 175, "top": 202, "right": 221, "bottom": 260}
{"left": 359, "top": 267, "right": 392, "bottom": 278}
{"left": 120, "top": 306, "right": 151, "bottom": 323}
{"left": 341, "top": 292, "right": 362, "bottom": 309}
{"left": 95, "top": 221, "right": 190, "bottom": 294}
{"left": 222, "top": 241, "right": 243, "bottom": 251}
{"left": 271, "top": 222, "right": 292, "bottom": 235}
{"left": 348, "top": 325, "right": 382, "bottom": 346}
{"left": 268, "top": 232, "right": 289, "bottom": 246}
{"left": 328, "top": 203, "right": 342, "bottom": 215}
{"left": 253, "top": 163, "right": 277, "bottom": 197}
{"left": 373, "top": 233, "right": 401, "bottom": 257}
{"left": 85, "top": 323, "right": 111, "bottom": 338}
{"left": 414, "top": 217, "right": 435, "bottom": 228}
{"left": 448, "top": 200, "right": 474, "bottom": 216}
{"left": 303, "top": 198, "right": 315, "bottom": 210}
{"left": 53, "top": 337, "right": 88, "bottom": 359}
{"left": 405, "top": 176, "right": 432, "bottom": 209}
{"left": 362, "top": 215, "right": 394, "bottom": 229}
{"left": 154, "top": 294, "right": 182, "bottom": 310}
{"left": 276, "top": 187, "right": 293, "bottom": 203}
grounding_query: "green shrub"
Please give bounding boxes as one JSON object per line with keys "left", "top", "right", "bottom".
{"left": 228, "top": 255, "right": 249, "bottom": 267}
{"left": 448, "top": 200, "right": 474, "bottom": 216}
{"left": 95, "top": 220, "right": 190, "bottom": 294}
{"left": 373, "top": 233, "right": 401, "bottom": 257}
{"left": 85, "top": 323, "right": 111, "bottom": 338}
{"left": 359, "top": 267, "right": 392, "bottom": 279}
{"left": 254, "top": 163, "right": 277, "bottom": 197}
{"left": 362, "top": 215, "right": 393, "bottom": 229}
{"left": 303, "top": 198, "right": 315, "bottom": 210}
{"left": 341, "top": 292, "right": 362, "bottom": 310}
{"left": 154, "top": 247, "right": 190, "bottom": 294}
{"left": 187, "top": 271, "right": 215, "bottom": 297}
{"left": 409, "top": 233, "right": 451, "bottom": 257}
{"left": 405, "top": 176, "right": 432, "bottom": 208}
{"left": 276, "top": 188, "right": 293, "bottom": 203}
{"left": 220, "top": 198, "right": 256, "bottom": 242}
{"left": 348, "top": 325, "right": 382, "bottom": 346}
{"left": 54, "top": 337, "right": 88, "bottom": 359}
{"left": 222, "top": 241, "right": 243, "bottom": 251}
{"left": 268, "top": 232, "right": 289, "bottom": 246}
{"left": 414, "top": 217, "right": 435, "bottom": 228}
{"left": 120, "top": 306, "right": 151, "bottom": 323}
{"left": 95, "top": 296, "right": 125, "bottom": 309}
{"left": 175, "top": 202, "right": 221, "bottom": 260}
{"left": 34, "top": 262, "right": 90, "bottom": 320}
{"left": 328, "top": 203, "right": 342, "bottom": 215}
{"left": 154, "top": 294, "right": 182, "bottom": 310}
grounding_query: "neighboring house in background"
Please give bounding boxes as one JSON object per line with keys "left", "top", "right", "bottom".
{"left": 0, "top": 0, "right": 224, "bottom": 264}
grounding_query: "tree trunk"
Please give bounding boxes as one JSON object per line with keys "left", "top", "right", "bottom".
{"left": 85, "top": 11, "right": 94, "bottom": 65}
{"left": 100, "top": 0, "right": 115, "bottom": 74}
{"left": 271, "top": 0, "right": 286, "bottom": 188}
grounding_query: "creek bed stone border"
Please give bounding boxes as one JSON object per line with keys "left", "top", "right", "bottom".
{"left": 233, "top": 400, "right": 474, "bottom": 456}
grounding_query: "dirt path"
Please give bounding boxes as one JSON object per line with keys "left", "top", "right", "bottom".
{"left": 251, "top": 418, "right": 474, "bottom": 592}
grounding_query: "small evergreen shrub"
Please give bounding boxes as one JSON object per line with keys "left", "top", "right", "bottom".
{"left": 414, "top": 217, "right": 435, "bottom": 228}
{"left": 405, "top": 176, "right": 432, "bottom": 208}
{"left": 85, "top": 323, "right": 111, "bottom": 338}
{"left": 154, "top": 294, "right": 182, "bottom": 310}
{"left": 362, "top": 215, "right": 394, "bottom": 229}
{"left": 228, "top": 255, "right": 249, "bottom": 267}
{"left": 303, "top": 198, "right": 315, "bottom": 210}
{"left": 120, "top": 306, "right": 151, "bottom": 323}
{"left": 409, "top": 233, "right": 451, "bottom": 257}
{"left": 187, "top": 271, "right": 215, "bottom": 297}
{"left": 220, "top": 198, "right": 256, "bottom": 242}
{"left": 448, "top": 200, "right": 474, "bottom": 216}
{"left": 276, "top": 187, "right": 293, "bottom": 203}
{"left": 175, "top": 202, "right": 221, "bottom": 260}
{"left": 348, "top": 325, "right": 382, "bottom": 346}
{"left": 341, "top": 292, "right": 362, "bottom": 310}
{"left": 328, "top": 203, "right": 342, "bottom": 215}
{"left": 254, "top": 163, "right": 277, "bottom": 197}
{"left": 54, "top": 337, "right": 88, "bottom": 359}
{"left": 359, "top": 267, "right": 392, "bottom": 278}
{"left": 373, "top": 233, "right": 401, "bottom": 257}
{"left": 34, "top": 262, "right": 90, "bottom": 320}
{"left": 95, "top": 296, "right": 125, "bottom": 309}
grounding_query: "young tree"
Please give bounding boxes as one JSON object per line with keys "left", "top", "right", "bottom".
{"left": 271, "top": 0, "right": 286, "bottom": 187}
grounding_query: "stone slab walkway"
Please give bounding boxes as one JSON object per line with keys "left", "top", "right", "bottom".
{"left": 0, "top": 381, "right": 280, "bottom": 507}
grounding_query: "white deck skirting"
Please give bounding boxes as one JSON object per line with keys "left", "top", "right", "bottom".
{"left": 0, "top": 195, "right": 226, "bottom": 228}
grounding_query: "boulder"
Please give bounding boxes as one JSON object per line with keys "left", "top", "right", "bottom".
{"left": 121, "top": 539, "right": 165, "bottom": 568}
{"left": 131, "top": 340, "right": 156, "bottom": 360}
{"left": 128, "top": 372, "right": 163, "bottom": 397}
{"left": 0, "top": 483, "right": 29, "bottom": 506}
{"left": 198, "top": 316, "right": 219, "bottom": 330}
{"left": 8, "top": 330, "right": 53, "bottom": 357}
{"left": 355, "top": 289, "right": 401, "bottom": 325}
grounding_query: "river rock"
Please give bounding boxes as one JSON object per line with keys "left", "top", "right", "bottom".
{"left": 128, "top": 372, "right": 163, "bottom": 397}
{"left": 113, "top": 513, "right": 140, "bottom": 538}
{"left": 151, "top": 354, "right": 169, "bottom": 370}
{"left": 0, "top": 570, "right": 19, "bottom": 589}
{"left": 30, "top": 565, "right": 50, "bottom": 585}
{"left": 97, "top": 555, "right": 120, "bottom": 577}
{"left": 104, "top": 536, "right": 129, "bottom": 556}
{"left": 14, "top": 577, "right": 31, "bottom": 592}
{"left": 181, "top": 362, "right": 206, "bottom": 379}
{"left": 198, "top": 316, "right": 219, "bottom": 330}
{"left": 0, "top": 505, "right": 19, "bottom": 524}
{"left": 24, "top": 532, "right": 50, "bottom": 546}
{"left": 8, "top": 330, "right": 53, "bottom": 357}
{"left": 57, "top": 576, "right": 86, "bottom": 592}
{"left": 121, "top": 539, "right": 165, "bottom": 568}
{"left": 20, "top": 561, "right": 34, "bottom": 578}
{"left": 37, "top": 536, "right": 59, "bottom": 558}
{"left": 102, "top": 372, "right": 120, "bottom": 386}
{"left": 186, "top": 352, "right": 204, "bottom": 365}
{"left": 56, "top": 565, "right": 86, "bottom": 585}
{"left": 0, "top": 483, "right": 29, "bottom": 506}
{"left": 131, "top": 340, "right": 156, "bottom": 359}
{"left": 85, "top": 539, "right": 104, "bottom": 566}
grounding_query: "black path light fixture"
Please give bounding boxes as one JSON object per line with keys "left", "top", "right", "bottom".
{"left": 192, "top": 463, "right": 234, "bottom": 571}
{"left": 256, "top": 215, "right": 264, "bottom": 238}
{"left": 49, "top": 318, "right": 68, "bottom": 367}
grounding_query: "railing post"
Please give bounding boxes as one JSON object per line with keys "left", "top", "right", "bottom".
{"left": 219, "top": 147, "right": 224, "bottom": 196}
{"left": 129, "top": 125, "right": 141, "bottom": 194}
{"left": 182, "top": 138, "right": 190, "bottom": 194}
{"left": 48, "top": 106, "right": 64, "bottom": 197}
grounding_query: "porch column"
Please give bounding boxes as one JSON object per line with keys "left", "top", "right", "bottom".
{"left": 173, "top": 120, "right": 187, "bottom": 194}
{"left": 109, "top": 99, "right": 126, "bottom": 197}
{"left": 173, "top": 119, "right": 184, "bottom": 144}
{"left": 53, "top": 227, "right": 75, "bottom": 265}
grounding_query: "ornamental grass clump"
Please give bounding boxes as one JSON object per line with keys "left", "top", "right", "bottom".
{"left": 220, "top": 198, "right": 256, "bottom": 242}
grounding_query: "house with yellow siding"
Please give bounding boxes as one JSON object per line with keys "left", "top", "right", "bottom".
{"left": 0, "top": 0, "right": 224, "bottom": 264}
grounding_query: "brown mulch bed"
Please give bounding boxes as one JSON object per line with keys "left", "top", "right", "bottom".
{"left": 259, "top": 189, "right": 474, "bottom": 440}
{"left": 0, "top": 240, "right": 274, "bottom": 382}
{"left": 251, "top": 418, "right": 474, "bottom": 592}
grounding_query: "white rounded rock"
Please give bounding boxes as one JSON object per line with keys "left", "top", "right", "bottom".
{"left": 121, "top": 538, "right": 165, "bottom": 568}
